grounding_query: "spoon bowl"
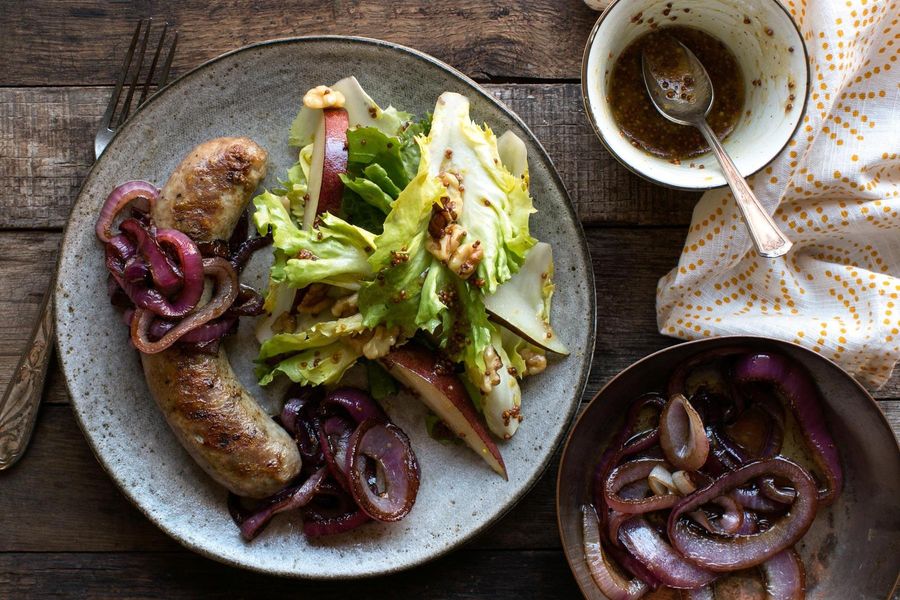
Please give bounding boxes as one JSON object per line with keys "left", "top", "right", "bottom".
{"left": 641, "top": 36, "right": 793, "bottom": 259}
{"left": 640, "top": 33, "right": 714, "bottom": 127}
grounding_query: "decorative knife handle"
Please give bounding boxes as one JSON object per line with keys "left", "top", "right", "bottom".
{"left": 0, "top": 284, "right": 54, "bottom": 470}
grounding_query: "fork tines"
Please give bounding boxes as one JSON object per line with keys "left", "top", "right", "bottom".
{"left": 97, "top": 18, "right": 178, "bottom": 157}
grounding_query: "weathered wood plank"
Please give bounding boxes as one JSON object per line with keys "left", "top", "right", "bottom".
{"left": 0, "top": 549, "right": 582, "bottom": 598}
{"left": 0, "top": 0, "right": 598, "bottom": 86}
{"left": 0, "top": 399, "right": 896, "bottom": 554}
{"left": 2, "top": 230, "right": 899, "bottom": 403}
{"left": 0, "top": 85, "right": 698, "bottom": 229}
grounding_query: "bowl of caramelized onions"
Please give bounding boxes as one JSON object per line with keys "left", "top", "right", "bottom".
{"left": 557, "top": 336, "right": 900, "bottom": 599}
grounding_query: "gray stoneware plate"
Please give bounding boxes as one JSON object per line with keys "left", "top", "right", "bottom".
{"left": 55, "top": 37, "right": 595, "bottom": 578}
{"left": 558, "top": 336, "right": 900, "bottom": 599}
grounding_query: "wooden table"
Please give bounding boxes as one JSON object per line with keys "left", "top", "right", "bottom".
{"left": 1, "top": 2, "right": 897, "bottom": 597}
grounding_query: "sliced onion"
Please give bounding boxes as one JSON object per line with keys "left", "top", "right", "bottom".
{"left": 148, "top": 316, "right": 237, "bottom": 344}
{"left": 230, "top": 232, "right": 273, "bottom": 273}
{"left": 109, "top": 223, "right": 205, "bottom": 318}
{"left": 95, "top": 180, "right": 159, "bottom": 243}
{"left": 582, "top": 506, "right": 649, "bottom": 600}
{"left": 231, "top": 467, "right": 327, "bottom": 541}
{"left": 673, "top": 470, "right": 697, "bottom": 495}
{"left": 346, "top": 419, "right": 419, "bottom": 522}
{"left": 734, "top": 353, "right": 843, "bottom": 505}
{"left": 668, "top": 458, "right": 818, "bottom": 571}
{"left": 761, "top": 477, "right": 797, "bottom": 504}
{"left": 302, "top": 479, "right": 371, "bottom": 537}
{"left": 605, "top": 459, "right": 679, "bottom": 514}
{"left": 667, "top": 346, "right": 748, "bottom": 399}
{"left": 660, "top": 394, "right": 709, "bottom": 471}
{"left": 688, "top": 495, "right": 744, "bottom": 535}
{"left": 761, "top": 548, "right": 805, "bottom": 600}
{"left": 130, "top": 257, "right": 238, "bottom": 354}
{"left": 729, "top": 484, "right": 787, "bottom": 513}
{"left": 119, "top": 219, "right": 182, "bottom": 295}
{"left": 618, "top": 517, "right": 718, "bottom": 589}
{"left": 647, "top": 465, "right": 678, "bottom": 496}
{"left": 226, "top": 284, "right": 265, "bottom": 317}
{"left": 318, "top": 415, "right": 354, "bottom": 489}
{"left": 323, "top": 387, "right": 388, "bottom": 425}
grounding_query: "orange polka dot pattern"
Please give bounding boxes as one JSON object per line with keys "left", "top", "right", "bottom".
{"left": 657, "top": 1, "right": 900, "bottom": 389}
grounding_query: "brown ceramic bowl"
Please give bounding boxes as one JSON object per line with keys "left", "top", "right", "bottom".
{"left": 557, "top": 336, "right": 900, "bottom": 599}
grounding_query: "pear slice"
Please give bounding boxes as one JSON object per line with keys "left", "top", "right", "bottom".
{"left": 381, "top": 343, "right": 507, "bottom": 479}
{"left": 483, "top": 242, "right": 569, "bottom": 355}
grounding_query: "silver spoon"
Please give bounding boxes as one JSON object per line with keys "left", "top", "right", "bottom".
{"left": 641, "top": 35, "right": 792, "bottom": 259}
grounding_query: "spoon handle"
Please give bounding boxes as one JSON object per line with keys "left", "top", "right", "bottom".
{"left": 696, "top": 120, "right": 793, "bottom": 259}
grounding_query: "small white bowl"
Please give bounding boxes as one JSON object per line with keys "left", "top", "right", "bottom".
{"left": 582, "top": 0, "right": 809, "bottom": 190}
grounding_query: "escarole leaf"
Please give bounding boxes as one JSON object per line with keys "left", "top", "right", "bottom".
{"left": 423, "top": 92, "right": 536, "bottom": 293}
{"left": 254, "top": 192, "right": 376, "bottom": 290}
{"left": 258, "top": 313, "right": 366, "bottom": 361}
{"left": 356, "top": 135, "right": 448, "bottom": 334}
{"left": 258, "top": 341, "right": 361, "bottom": 387}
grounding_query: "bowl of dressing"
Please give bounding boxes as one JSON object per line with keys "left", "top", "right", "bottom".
{"left": 581, "top": 0, "right": 809, "bottom": 190}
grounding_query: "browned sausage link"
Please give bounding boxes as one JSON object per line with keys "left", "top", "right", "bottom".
{"left": 141, "top": 137, "right": 302, "bottom": 498}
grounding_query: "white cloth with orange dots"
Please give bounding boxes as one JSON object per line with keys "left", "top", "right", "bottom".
{"left": 657, "top": 0, "right": 900, "bottom": 389}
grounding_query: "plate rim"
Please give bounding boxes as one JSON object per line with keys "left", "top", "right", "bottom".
{"left": 54, "top": 35, "right": 597, "bottom": 578}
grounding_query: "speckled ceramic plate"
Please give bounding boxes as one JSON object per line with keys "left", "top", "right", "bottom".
{"left": 55, "top": 37, "right": 595, "bottom": 578}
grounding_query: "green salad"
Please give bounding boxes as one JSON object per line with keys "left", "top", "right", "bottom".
{"left": 252, "top": 76, "right": 567, "bottom": 473}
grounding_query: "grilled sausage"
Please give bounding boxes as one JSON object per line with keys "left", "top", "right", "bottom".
{"left": 141, "top": 137, "right": 302, "bottom": 498}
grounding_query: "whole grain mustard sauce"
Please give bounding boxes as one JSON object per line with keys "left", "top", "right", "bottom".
{"left": 607, "top": 26, "right": 745, "bottom": 162}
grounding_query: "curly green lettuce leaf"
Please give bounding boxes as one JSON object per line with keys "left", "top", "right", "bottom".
{"left": 423, "top": 92, "right": 536, "bottom": 293}
{"left": 339, "top": 173, "right": 394, "bottom": 214}
{"left": 254, "top": 193, "right": 376, "bottom": 290}
{"left": 258, "top": 314, "right": 366, "bottom": 361}
{"left": 258, "top": 341, "right": 361, "bottom": 386}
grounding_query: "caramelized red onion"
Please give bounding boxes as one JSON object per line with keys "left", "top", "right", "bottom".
{"left": 130, "top": 257, "right": 238, "bottom": 354}
{"left": 322, "top": 387, "right": 389, "bottom": 424}
{"left": 733, "top": 353, "right": 843, "bottom": 506}
{"left": 761, "top": 548, "right": 806, "bottom": 600}
{"left": 318, "top": 416, "right": 354, "bottom": 488}
{"left": 582, "top": 507, "right": 650, "bottom": 600}
{"left": 230, "top": 467, "right": 327, "bottom": 541}
{"left": 605, "top": 459, "right": 679, "bottom": 514}
{"left": 95, "top": 180, "right": 159, "bottom": 243}
{"left": 618, "top": 517, "right": 718, "bottom": 589}
{"left": 346, "top": 419, "right": 420, "bottom": 522}
{"left": 660, "top": 394, "right": 709, "bottom": 471}
{"left": 668, "top": 458, "right": 818, "bottom": 571}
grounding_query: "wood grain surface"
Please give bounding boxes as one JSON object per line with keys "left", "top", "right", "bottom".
{"left": 1, "top": 2, "right": 898, "bottom": 598}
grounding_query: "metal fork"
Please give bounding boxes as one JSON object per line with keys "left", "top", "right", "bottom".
{"left": 95, "top": 19, "right": 178, "bottom": 158}
{"left": 0, "top": 20, "right": 178, "bottom": 471}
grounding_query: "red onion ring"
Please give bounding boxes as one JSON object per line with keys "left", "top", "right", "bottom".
{"left": 232, "top": 467, "right": 327, "bottom": 541}
{"left": 733, "top": 353, "right": 843, "bottom": 506}
{"left": 668, "top": 458, "right": 818, "bottom": 571}
{"left": 660, "top": 394, "right": 709, "bottom": 471}
{"left": 301, "top": 479, "right": 371, "bottom": 537}
{"left": 582, "top": 506, "right": 650, "bottom": 600}
{"left": 130, "top": 257, "right": 238, "bottom": 354}
{"left": 95, "top": 180, "right": 159, "bottom": 243}
{"left": 605, "top": 459, "right": 679, "bottom": 514}
{"left": 108, "top": 223, "right": 205, "bottom": 318}
{"left": 230, "top": 232, "right": 273, "bottom": 273}
{"left": 322, "top": 387, "right": 389, "bottom": 425}
{"left": 760, "top": 477, "right": 797, "bottom": 504}
{"left": 346, "top": 419, "right": 419, "bottom": 522}
{"left": 147, "top": 316, "right": 237, "bottom": 344}
{"left": 119, "top": 219, "right": 182, "bottom": 295}
{"left": 729, "top": 484, "right": 787, "bottom": 513}
{"left": 688, "top": 495, "right": 744, "bottom": 535}
{"left": 761, "top": 548, "right": 806, "bottom": 600}
{"left": 318, "top": 415, "right": 354, "bottom": 489}
{"left": 618, "top": 517, "right": 718, "bottom": 589}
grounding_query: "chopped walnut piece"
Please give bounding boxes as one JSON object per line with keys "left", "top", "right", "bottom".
{"left": 477, "top": 346, "right": 503, "bottom": 393}
{"left": 520, "top": 347, "right": 547, "bottom": 376}
{"left": 297, "top": 283, "right": 331, "bottom": 314}
{"left": 303, "top": 85, "right": 346, "bottom": 109}
{"left": 361, "top": 325, "right": 400, "bottom": 360}
{"left": 330, "top": 292, "right": 359, "bottom": 318}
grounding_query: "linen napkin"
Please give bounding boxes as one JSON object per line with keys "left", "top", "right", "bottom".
{"left": 656, "top": 0, "right": 900, "bottom": 389}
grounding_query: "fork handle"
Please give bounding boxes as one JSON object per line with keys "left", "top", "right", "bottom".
{"left": 0, "top": 282, "right": 54, "bottom": 470}
{"left": 696, "top": 119, "right": 793, "bottom": 259}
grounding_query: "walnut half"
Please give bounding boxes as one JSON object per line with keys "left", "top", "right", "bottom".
{"left": 303, "top": 85, "right": 346, "bottom": 109}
